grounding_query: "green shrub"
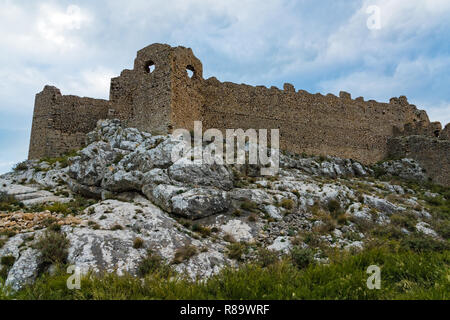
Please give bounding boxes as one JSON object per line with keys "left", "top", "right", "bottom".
{"left": 227, "top": 243, "right": 247, "bottom": 261}
{"left": 13, "top": 161, "right": 28, "bottom": 172}
{"left": 110, "top": 224, "right": 124, "bottom": 231}
{"left": 290, "top": 247, "right": 315, "bottom": 269}
{"left": 43, "top": 202, "right": 71, "bottom": 215}
{"left": 373, "top": 166, "right": 387, "bottom": 179}
{"left": 133, "top": 238, "right": 144, "bottom": 249}
{"left": 390, "top": 212, "right": 417, "bottom": 231}
{"left": 240, "top": 201, "right": 258, "bottom": 212}
{"left": 400, "top": 233, "right": 449, "bottom": 253}
{"left": 0, "top": 256, "right": 16, "bottom": 280}
{"left": 137, "top": 250, "right": 170, "bottom": 277}
{"left": 1, "top": 255, "right": 16, "bottom": 268}
{"left": 192, "top": 224, "right": 211, "bottom": 238}
{"left": 34, "top": 230, "right": 70, "bottom": 271}
{"left": 232, "top": 209, "right": 242, "bottom": 217}
{"left": 327, "top": 198, "right": 342, "bottom": 216}
{"left": 256, "top": 248, "right": 279, "bottom": 267}
{"left": 0, "top": 192, "right": 23, "bottom": 211}
{"left": 281, "top": 198, "right": 294, "bottom": 210}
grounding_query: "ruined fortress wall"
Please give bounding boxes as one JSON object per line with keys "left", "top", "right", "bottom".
{"left": 109, "top": 44, "right": 174, "bottom": 134}
{"left": 388, "top": 121, "right": 450, "bottom": 185}
{"left": 109, "top": 44, "right": 206, "bottom": 134}
{"left": 28, "top": 43, "right": 449, "bottom": 186}
{"left": 28, "top": 86, "right": 110, "bottom": 159}
{"left": 200, "top": 79, "right": 427, "bottom": 164}
{"left": 388, "top": 136, "right": 450, "bottom": 186}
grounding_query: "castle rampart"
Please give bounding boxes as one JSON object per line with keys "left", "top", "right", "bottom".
{"left": 28, "top": 43, "right": 450, "bottom": 186}
{"left": 28, "top": 86, "right": 110, "bottom": 159}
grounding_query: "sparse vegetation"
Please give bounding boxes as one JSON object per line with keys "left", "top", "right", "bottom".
{"left": 290, "top": 246, "right": 315, "bottom": 269}
{"left": 280, "top": 198, "right": 294, "bottom": 210}
{"left": 110, "top": 224, "right": 124, "bottom": 231}
{"left": 133, "top": 237, "right": 144, "bottom": 249}
{"left": 0, "top": 255, "right": 16, "bottom": 279}
{"left": 34, "top": 230, "right": 69, "bottom": 273}
{"left": 0, "top": 192, "right": 23, "bottom": 211}
{"left": 240, "top": 200, "right": 258, "bottom": 212}
{"left": 13, "top": 161, "right": 28, "bottom": 172}
{"left": 172, "top": 245, "right": 197, "bottom": 264}
{"left": 5, "top": 248, "right": 448, "bottom": 300}
{"left": 226, "top": 242, "right": 247, "bottom": 261}
{"left": 137, "top": 250, "right": 171, "bottom": 277}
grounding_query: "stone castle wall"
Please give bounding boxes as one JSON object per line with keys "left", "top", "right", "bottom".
{"left": 388, "top": 121, "right": 450, "bottom": 186}
{"left": 28, "top": 86, "right": 110, "bottom": 159}
{"left": 199, "top": 80, "right": 428, "bottom": 164}
{"left": 28, "top": 43, "right": 450, "bottom": 185}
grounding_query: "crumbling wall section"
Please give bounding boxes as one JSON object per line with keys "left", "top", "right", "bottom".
{"left": 109, "top": 44, "right": 173, "bottom": 134}
{"left": 28, "top": 86, "right": 110, "bottom": 159}
{"left": 388, "top": 121, "right": 450, "bottom": 185}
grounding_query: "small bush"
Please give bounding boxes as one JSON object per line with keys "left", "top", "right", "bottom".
{"left": 0, "top": 192, "right": 22, "bottom": 211}
{"left": 227, "top": 243, "right": 247, "bottom": 261}
{"left": 0, "top": 238, "right": 6, "bottom": 249}
{"left": 223, "top": 233, "right": 236, "bottom": 243}
{"left": 43, "top": 202, "right": 71, "bottom": 215}
{"left": 173, "top": 245, "right": 197, "bottom": 264}
{"left": 110, "top": 224, "right": 124, "bottom": 231}
{"left": 291, "top": 247, "right": 315, "bottom": 269}
{"left": 13, "top": 161, "right": 28, "bottom": 172}
{"left": 1, "top": 255, "right": 16, "bottom": 268}
{"left": 240, "top": 201, "right": 258, "bottom": 212}
{"left": 0, "top": 256, "right": 16, "bottom": 280}
{"left": 327, "top": 198, "right": 342, "bottom": 215}
{"left": 281, "top": 198, "right": 294, "bottom": 210}
{"left": 35, "top": 230, "right": 70, "bottom": 271}
{"left": 373, "top": 166, "right": 387, "bottom": 178}
{"left": 247, "top": 213, "right": 258, "bottom": 222}
{"left": 256, "top": 248, "right": 279, "bottom": 267}
{"left": 133, "top": 237, "right": 144, "bottom": 249}
{"left": 48, "top": 223, "right": 62, "bottom": 232}
{"left": 137, "top": 250, "right": 170, "bottom": 277}
{"left": 232, "top": 209, "right": 242, "bottom": 217}
{"left": 390, "top": 212, "right": 417, "bottom": 231}
{"left": 400, "top": 234, "right": 449, "bottom": 253}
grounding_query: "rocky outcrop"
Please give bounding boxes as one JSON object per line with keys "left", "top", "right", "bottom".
{"left": 1, "top": 119, "right": 446, "bottom": 291}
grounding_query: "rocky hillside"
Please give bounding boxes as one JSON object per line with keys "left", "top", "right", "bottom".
{"left": 0, "top": 120, "right": 448, "bottom": 291}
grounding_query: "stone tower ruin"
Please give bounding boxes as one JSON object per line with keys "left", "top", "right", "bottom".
{"left": 28, "top": 43, "right": 450, "bottom": 186}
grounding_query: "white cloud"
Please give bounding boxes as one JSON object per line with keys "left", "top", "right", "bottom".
{"left": 36, "top": 4, "right": 89, "bottom": 50}
{"left": 61, "top": 67, "right": 115, "bottom": 99}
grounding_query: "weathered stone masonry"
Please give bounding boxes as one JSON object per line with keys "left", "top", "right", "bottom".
{"left": 28, "top": 43, "right": 450, "bottom": 186}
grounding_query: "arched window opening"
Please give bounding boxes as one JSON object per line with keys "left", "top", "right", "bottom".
{"left": 186, "top": 65, "right": 195, "bottom": 78}
{"left": 144, "top": 61, "right": 155, "bottom": 74}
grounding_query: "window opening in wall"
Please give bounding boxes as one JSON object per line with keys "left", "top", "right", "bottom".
{"left": 186, "top": 65, "right": 195, "bottom": 78}
{"left": 145, "top": 61, "right": 155, "bottom": 73}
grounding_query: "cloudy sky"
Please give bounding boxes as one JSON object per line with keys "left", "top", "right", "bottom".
{"left": 0, "top": 0, "right": 449, "bottom": 173}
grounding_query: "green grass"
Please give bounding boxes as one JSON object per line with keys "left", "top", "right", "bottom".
{"left": 40, "top": 150, "right": 80, "bottom": 168}
{"left": 30, "top": 196, "right": 97, "bottom": 216}
{"left": 0, "top": 192, "right": 23, "bottom": 212}
{"left": 1, "top": 248, "right": 448, "bottom": 300}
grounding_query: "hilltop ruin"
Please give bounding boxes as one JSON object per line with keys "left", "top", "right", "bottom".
{"left": 28, "top": 43, "right": 450, "bottom": 185}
